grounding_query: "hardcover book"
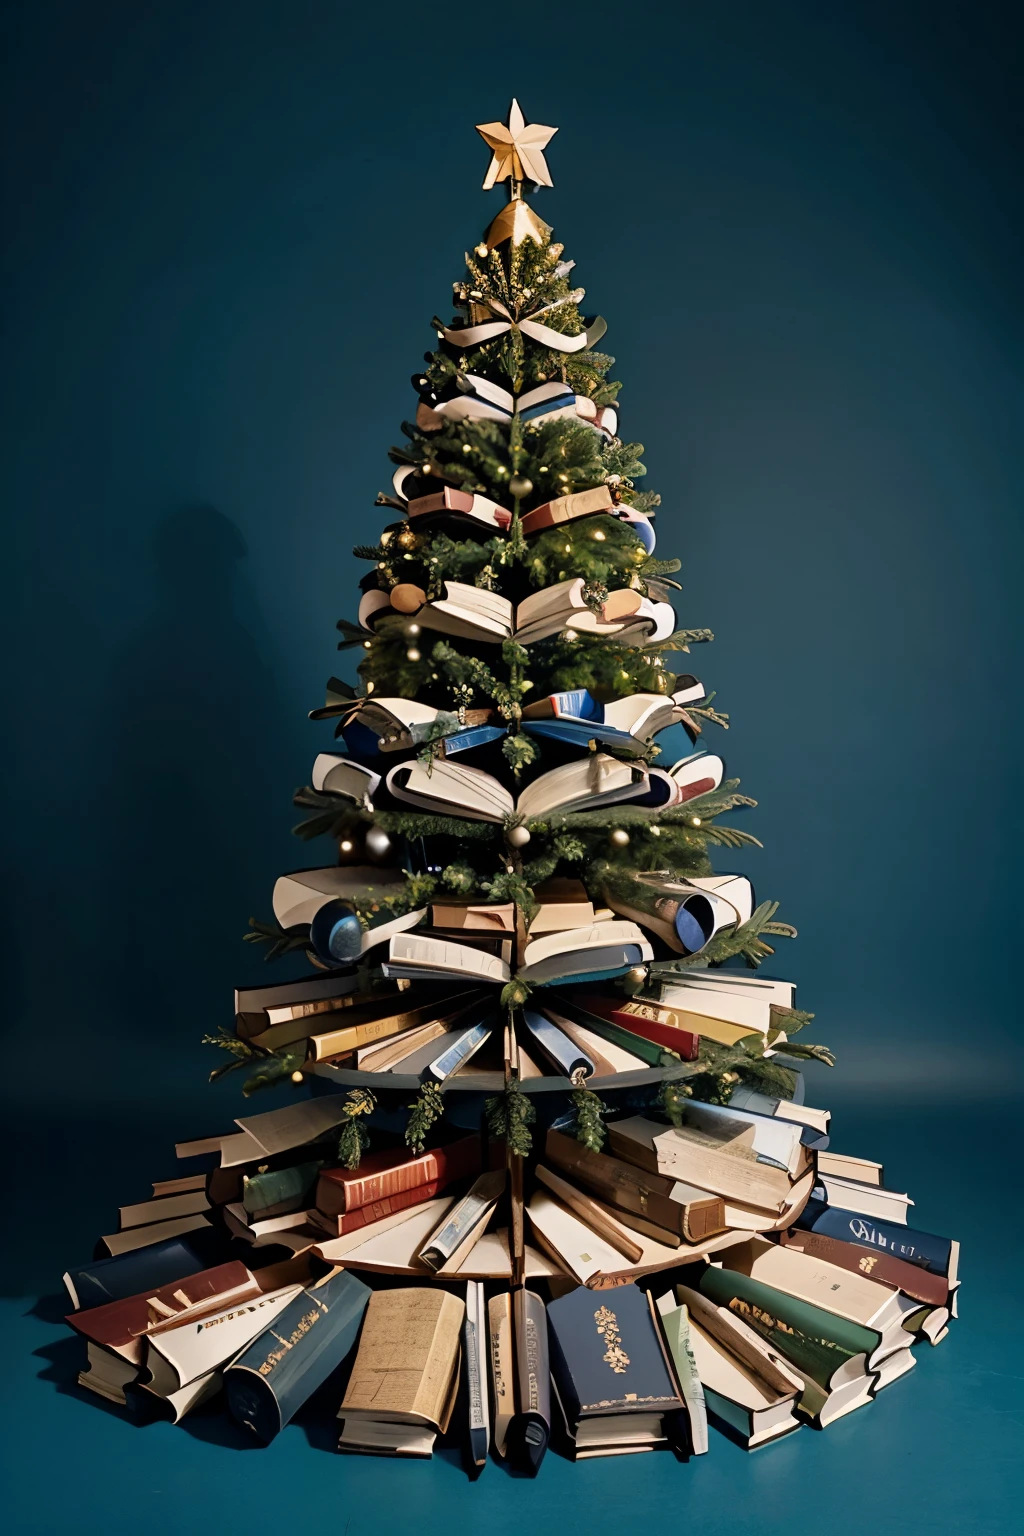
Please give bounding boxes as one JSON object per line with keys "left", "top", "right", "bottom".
{"left": 225, "top": 1270, "right": 371, "bottom": 1442}
{"left": 794, "top": 1201, "right": 957, "bottom": 1282}
{"left": 544, "top": 1127, "right": 727, "bottom": 1242}
{"left": 547, "top": 1282, "right": 682, "bottom": 1458}
{"left": 337, "top": 1287, "right": 465, "bottom": 1457}
{"left": 316, "top": 1135, "right": 481, "bottom": 1217}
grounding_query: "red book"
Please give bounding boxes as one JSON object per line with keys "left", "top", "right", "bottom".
{"left": 66, "top": 1261, "right": 259, "bottom": 1365}
{"left": 577, "top": 994, "right": 700, "bottom": 1060}
{"left": 315, "top": 1134, "right": 481, "bottom": 1218}
{"left": 311, "top": 1182, "right": 443, "bottom": 1238}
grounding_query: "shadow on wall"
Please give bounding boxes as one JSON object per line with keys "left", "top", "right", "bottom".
{"left": 90, "top": 502, "right": 292, "bottom": 1080}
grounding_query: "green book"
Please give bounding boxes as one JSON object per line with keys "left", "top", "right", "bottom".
{"left": 697, "top": 1265, "right": 878, "bottom": 1420}
{"left": 242, "top": 1161, "right": 323, "bottom": 1218}
{"left": 556, "top": 1000, "right": 681, "bottom": 1069}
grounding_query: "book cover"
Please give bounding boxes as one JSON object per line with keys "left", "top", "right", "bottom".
{"left": 795, "top": 1201, "right": 955, "bottom": 1279}
{"left": 544, "top": 1127, "right": 726, "bottom": 1242}
{"left": 338, "top": 1287, "right": 465, "bottom": 1429}
{"left": 66, "top": 1261, "right": 258, "bottom": 1364}
{"left": 224, "top": 1270, "right": 371, "bottom": 1442}
{"left": 63, "top": 1234, "right": 216, "bottom": 1312}
{"left": 547, "top": 1282, "right": 681, "bottom": 1425}
{"left": 779, "top": 1228, "right": 951, "bottom": 1307}
{"left": 316, "top": 1135, "right": 481, "bottom": 1218}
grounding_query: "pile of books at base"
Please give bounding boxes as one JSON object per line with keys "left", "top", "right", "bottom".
{"left": 61, "top": 1088, "right": 960, "bottom": 1463}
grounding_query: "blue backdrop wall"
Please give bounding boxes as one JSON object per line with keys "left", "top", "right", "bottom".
{"left": 3, "top": 0, "right": 1022, "bottom": 1291}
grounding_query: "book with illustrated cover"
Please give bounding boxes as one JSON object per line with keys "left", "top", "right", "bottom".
{"left": 337, "top": 1288, "right": 465, "bottom": 1457}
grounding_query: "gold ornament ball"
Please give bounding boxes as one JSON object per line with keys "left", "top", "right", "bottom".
{"left": 397, "top": 528, "right": 416, "bottom": 550}
{"left": 610, "top": 828, "right": 630, "bottom": 848}
{"left": 507, "top": 824, "right": 531, "bottom": 848}
{"left": 508, "top": 473, "right": 534, "bottom": 500}
{"left": 475, "top": 243, "right": 489, "bottom": 257}
{"left": 626, "top": 964, "right": 648, "bottom": 987}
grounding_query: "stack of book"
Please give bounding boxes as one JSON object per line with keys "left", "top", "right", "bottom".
{"left": 60, "top": 1069, "right": 960, "bottom": 1466}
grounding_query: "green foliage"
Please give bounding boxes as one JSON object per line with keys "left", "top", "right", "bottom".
{"left": 569, "top": 1088, "right": 607, "bottom": 1152}
{"left": 526, "top": 515, "right": 647, "bottom": 592}
{"left": 243, "top": 917, "right": 310, "bottom": 962}
{"left": 241, "top": 1044, "right": 308, "bottom": 1097}
{"left": 337, "top": 1089, "right": 377, "bottom": 1169}
{"left": 202, "top": 1028, "right": 261, "bottom": 1083}
{"left": 485, "top": 1079, "right": 536, "bottom": 1157}
{"left": 405, "top": 1081, "right": 445, "bottom": 1154}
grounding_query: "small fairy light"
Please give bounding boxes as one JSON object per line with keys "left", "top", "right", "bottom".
{"left": 475, "top": 243, "right": 489, "bottom": 257}
{"left": 495, "top": 465, "right": 507, "bottom": 476}
{"left": 462, "top": 442, "right": 472, "bottom": 454}
{"left": 407, "top": 623, "right": 420, "bottom": 635}
{"left": 340, "top": 839, "right": 354, "bottom": 852}
{"left": 290, "top": 1070, "right": 304, "bottom": 1084}
{"left": 539, "top": 464, "right": 549, "bottom": 472}
{"left": 651, "top": 825, "right": 661, "bottom": 836}
{"left": 406, "top": 647, "right": 421, "bottom": 661}
{"left": 592, "top": 529, "right": 606, "bottom": 541}
{"left": 690, "top": 816, "right": 702, "bottom": 828}
{"left": 363, "top": 639, "right": 372, "bottom": 649}
{"left": 366, "top": 681, "right": 374, "bottom": 693}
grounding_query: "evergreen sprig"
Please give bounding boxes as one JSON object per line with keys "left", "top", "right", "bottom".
{"left": 405, "top": 1081, "right": 445, "bottom": 1154}
{"left": 337, "top": 1089, "right": 377, "bottom": 1169}
{"left": 569, "top": 1088, "right": 608, "bottom": 1152}
{"left": 243, "top": 917, "right": 310, "bottom": 962}
{"left": 485, "top": 1079, "right": 536, "bottom": 1157}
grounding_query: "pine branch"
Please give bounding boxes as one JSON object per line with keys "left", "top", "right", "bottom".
{"left": 485, "top": 1079, "right": 536, "bottom": 1157}
{"left": 336, "top": 1088, "right": 377, "bottom": 1168}
{"left": 244, "top": 917, "right": 310, "bottom": 962}
{"left": 569, "top": 1088, "right": 607, "bottom": 1152}
{"left": 405, "top": 1082, "right": 445, "bottom": 1154}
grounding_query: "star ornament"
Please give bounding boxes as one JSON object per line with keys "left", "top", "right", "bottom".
{"left": 476, "top": 99, "right": 558, "bottom": 191}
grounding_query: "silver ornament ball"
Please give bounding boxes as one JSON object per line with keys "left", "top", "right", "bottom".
{"left": 365, "top": 825, "right": 393, "bottom": 859}
{"left": 507, "top": 824, "right": 531, "bottom": 848}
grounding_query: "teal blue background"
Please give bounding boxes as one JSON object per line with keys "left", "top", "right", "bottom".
{"left": 2, "top": 1, "right": 1021, "bottom": 1530}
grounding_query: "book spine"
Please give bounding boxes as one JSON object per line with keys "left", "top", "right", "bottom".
{"left": 325, "top": 1137, "right": 480, "bottom": 1215}
{"left": 796, "top": 1204, "right": 953, "bottom": 1277}
{"left": 604, "top": 1008, "right": 700, "bottom": 1060}
{"left": 335, "top": 1183, "right": 442, "bottom": 1234}
{"left": 779, "top": 1230, "right": 948, "bottom": 1307}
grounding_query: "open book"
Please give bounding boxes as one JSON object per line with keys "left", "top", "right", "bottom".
{"left": 385, "top": 753, "right": 669, "bottom": 824}
{"left": 522, "top": 680, "right": 705, "bottom": 753}
{"left": 382, "top": 920, "right": 652, "bottom": 988}
{"left": 339, "top": 698, "right": 498, "bottom": 759}
{"left": 357, "top": 577, "right": 675, "bottom": 648}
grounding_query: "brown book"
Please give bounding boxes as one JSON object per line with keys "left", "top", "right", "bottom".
{"left": 544, "top": 1128, "right": 726, "bottom": 1243}
{"left": 519, "top": 484, "right": 615, "bottom": 536}
{"left": 428, "top": 901, "right": 516, "bottom": 934}
{"left": 316, "top": 1135, "right": 481, "bottom": 1218}
{"left": 66, "top": 1261, "right": 259, "bottom": 1365}
{"left": 337, "top": 1288, "right": 465, "bottom": 1455}
{"left": 779, "top": 1228, "right": 950, "bottom": 1308}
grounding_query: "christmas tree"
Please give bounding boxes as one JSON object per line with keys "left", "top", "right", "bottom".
{"left": 63, "top": 106, "right": 958, "bottom": 1465}
{"left": 227, "top": 97, "right": 833, "bottom": 1138}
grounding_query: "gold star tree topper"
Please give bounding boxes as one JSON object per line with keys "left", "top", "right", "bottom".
{"left": 476, "top": 99, "right": 558, "bottom": 191}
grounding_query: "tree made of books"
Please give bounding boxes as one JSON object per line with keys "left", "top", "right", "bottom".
{"left": 64, "top": 105, "right": 958, "bottom": 1468}
{"left": 230, "top": 98, "right": 833, "bottom": 1135}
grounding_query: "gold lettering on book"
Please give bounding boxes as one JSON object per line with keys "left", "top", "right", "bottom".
{"left": 594, "top": 1305, "right": 630, "bottom": 1374}
{"left": 257, "top": 1308, "right": 323, "bottom": 1375}
{"left": 858, "top": 1254, "right": 878, "bottom": 1274}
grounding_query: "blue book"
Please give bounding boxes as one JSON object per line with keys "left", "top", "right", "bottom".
{"left": 224, "top": 1270, "right": 371, "bottom": 1442}
{"left": 795, "top": 1201, "right": 955, "bottom": 1277}
{"left": 440, "top": 724, "right": 507, "bottom": 755}
{"left": 522, "top": 719, "right": 644, "bottom": 754}
{"left": 520, "top": 1010, "right": 593, "bottom": 1084}
{"left": 427, "top": 1020, "right": 492, "bottom": 1080}
{"left": 547, "top": 1283, "right": 683, "bottom": 1455}
{"left": 63, "top": 1234, "right": 218, "bottom": 1311}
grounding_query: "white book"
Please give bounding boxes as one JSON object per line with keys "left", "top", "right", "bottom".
{"left": 385, "top": 753, "right": 651, "bottom": 824}
{"left": 727, "top": 1087, "right": 830, "bottom": 1138}
{"left": 118, "top": 1189, "right": 210, "bottom": 1230}
{"left": 685, "top": 1321, "right": 802, "bottom": 1449}
{"left": 271, "top": 865, "right": 405, "bottom": 930}
{"left": 144, "top": 1284, "right": 303, "bottom": 1395}
{"left": 233, "top": 1092, "right": 371, "bottom": 1159}
{"left": 100, "top": 1213, "right": 211, "bottom": 1257}
{"left": 814, "top": 1172, "right": 912, "bottom": 1225}
{"left": 310, "top": 755, "right": 381, "bottom": 804}
{"left": 679, "top": 1100, "right": 806, "bottom": 1177}
{"left": 383, "top": 933, "right": 511, "bottom": 984}
{"left": 816, "top": 1151, "right": 883, "bottom": 1185}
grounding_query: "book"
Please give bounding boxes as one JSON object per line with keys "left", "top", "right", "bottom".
{"left": 63, "top": 1234, "right": 216, "bottom": 1312}
{"left": 356, "top": 1018, "right": 451, "bottom": 1071}
{"left": 727, "top": 1085, "right": 831, "bottom": 1148}
{"left": 224, "top": 1270, "right": 371, "bottom": 1442}
{"left": 518, "top": 484, "right": 616, "bottom": 534}
{"left": 538, "top": 1012, "right": 648, "bottom": 1077}
{"left": 526, "top": 878, "right": 596, "bottom": 934}
{"left": 304, "top": 994, "right": 465, "bottom": 1062}
{"left": 151, "top": 1173, "right": 207, "bottom": 1197}
{"left": 310, "top": 753, "right": 380, "bottom": 805}
{"left": 720, "top": 1237, "right": 928, "bottom": 1358}
{"left": 234, "top": 969, "right": 361, "bottom": 1039}
{"left": 506, "top": 1288, "right": 550, "bottom": 1474}
{"left": 426, "top": 1020, "right": 494, "bottom": 1080}
{"left": 67, "top": 1261, "right": 260, "bottom": 1370}
{"left": 241, "top": 1160, "right": 323, "bottom": 1218}
{"left": 417, "top": 1171, "right": 505, "bottom": 1271}
{"left": 428, "top": 900, "right": 515, "bottom": 933}
{"left": 817, "top": 1151, "right": 883, "bottom": 1184}
{"left": 144, "top": 1281, "right": 306, "bottom": 1397}
{"left": 550, "top": 999, "right": 686, "bottom": 1069}
{"left": 691, "top": 1264, "right": 889, "bottom": 1426}
{"left": 547, "top": 1282, "right": 683, "bottom": 1459}
{"left": 463, "top": 1280, "right": 490, "bottom": 1468}
{"left": 383, "top": 933, "right": 511, "bottom": 984}
{"left": 534, "top": 1167, "right": 644, "bottom": 1263}
{"left": 655, "top": 971, "right": 795, "bottom": 1042}
{"left": 337, "top": 1287, "right": 465, "bottom": 1457}
{"left": 520, "top": 1010, "right": 594, "bottom": 1082}
{"left": 308, "top": 1185, "right": 447, "bottom": 1239}
{"left": 545, "top": 1127, "right": 727, "bottom": 1242}
{"left": 385, "top": 753, "right": 659, "bottom": 825}
{"left": 519, "top": 923, "right": 653, "bottom": 985}
{"left": 813, "top": 1172, "right": 913, "bottom": 1225}
{"left": 98, "top": 1213, "right": 211, "bottom": 1257}
{"left": 679, "top": 1313, "right": 801, "bottom": 1450}
{"left": 607, "top": 1115, "right": 808, "bottom": 1215}
{"left": 118, "top": 1189, "right": 211, "bottom": 1231}
{"left": 405, "top": 486, "right": 512, "bottom": 530}
{"left": 222, "top": 1205, "right": 315, "bottom": 1243}
{"left": 779, "top": 1227, "right": 953, "bottom": 1310}
{"left": 574, "top": 994, "right": 700, "bottom": 1060}
{"left": 488, "top": 1290, "right": 514, "bottom": 1458}
{"left": 652, "top": 1299, "right": 709, "bottom": 1455}
{"left": 316, "top": 1135, "right": 481, "bottom": 1218}
{"left": 793, "top": 1202, "right": 958, "bottom": 1286}
{"left": 521, "top": 689, "right": 699, "bottom": 754}
{"left": 270, "top": 865, "right": 406, "bottom": 932}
